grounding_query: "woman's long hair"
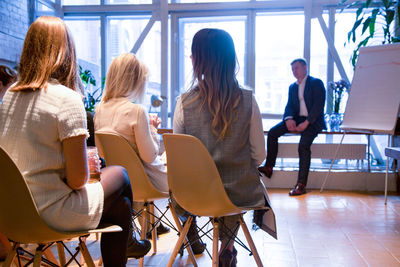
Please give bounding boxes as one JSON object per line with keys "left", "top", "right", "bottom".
{"left": 12, "top": 16, "right": 79, "bottom": 92}
{"left": 101, "top": 53, "right": 148, "bottom": 103}
{"left": 188, "top": 28, "right": 241, "bottom": 140}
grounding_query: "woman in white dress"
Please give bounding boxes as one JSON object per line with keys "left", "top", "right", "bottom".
{"left": 0, "top": 16, "right": 149, "bottom": 266}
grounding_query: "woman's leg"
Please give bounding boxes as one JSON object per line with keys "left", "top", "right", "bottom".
{"left": 218, "top": 215, "right": 240, "bottom": 267}
{"left": 219, "top": 215, "right": 240, "bottom": 252}
{"left": 99, "top": 166, "right": 132, "bottom": 267}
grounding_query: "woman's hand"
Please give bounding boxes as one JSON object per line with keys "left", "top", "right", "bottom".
{"left": 149, "top": 113, "right": 161, "bottom": 128}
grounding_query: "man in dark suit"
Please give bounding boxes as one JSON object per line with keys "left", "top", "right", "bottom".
{"left": 258, "top": 58, "right": 326, "bottom": 196}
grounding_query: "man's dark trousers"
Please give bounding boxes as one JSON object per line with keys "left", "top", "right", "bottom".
{"left": 266, "top": 116, "right": 319, "bottom": 185}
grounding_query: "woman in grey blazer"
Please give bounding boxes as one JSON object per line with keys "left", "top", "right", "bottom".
{"left": 173, "top": 28, "right": 277, "bottom": 267}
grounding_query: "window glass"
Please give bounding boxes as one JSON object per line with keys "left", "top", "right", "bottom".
{"left": 178, "top": 16, "right": 246, "bottom": 94}
{"left": 334, "top": 10, "right": 386, "bottom": 82}
{"left": 64, "top": 18, "right": 102, "bottom": 106}
{"left": 255, "top": 12, "right": 304, "bottom": 120}
{"left": 63, "top": 0, "right": 100, "bottom": 5}
{"left": 107, "top": 0, "right": 152, "bottom": 3}
{"left": 334, "top": 11, "right": 358, "bottom": 82}
{"left": 65, "top": 18, "right": 101, "bottom": 80}
{"left": 176, "top": 0, "right": 247, "bottom": 3}
{"left": 107, "top": 16, "right": 161, "bottom": 108}
{"left": 37, "top": 3, "right": 53, "bottom": 11}
{"left": 310, "top": 13, "right": 328, "bottom": 87}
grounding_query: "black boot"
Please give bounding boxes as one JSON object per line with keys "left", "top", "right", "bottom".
{"left": 219, "top": 247, "right": 237, "bottom": 267}
{"left": 179, "top": 218, "right": 206, "bottom": 255}
{"left": 126, "top": 220, "right": 151, "bottom": 259}
{"left": 126, "top": 236, "right": 151, "bottom": 259}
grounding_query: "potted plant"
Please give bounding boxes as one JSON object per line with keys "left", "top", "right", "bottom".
{"left": 327, "top": 79, "right": 350, "bottom": 131}
{"left": 341, "top": 0, "right": 400, "bottom": 68}
{"left": 79, "top": 65, "right": 103, "bottom": 112}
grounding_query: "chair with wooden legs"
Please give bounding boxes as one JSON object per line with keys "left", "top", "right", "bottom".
{"left": 95, "top": 132, "right": 196, "bottom": 266}
{"left": 0, "top": 146, "right": 122, "bottom": 267}
{"left": 163, "top": 133, "right": 264, "bottom": 267}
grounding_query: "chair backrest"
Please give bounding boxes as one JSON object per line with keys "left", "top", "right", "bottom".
{"left": 95, "top": 132, "right": 168, "bottom": 202}
{"left": 163, "top": 133, "right": 242, "bottom": 217}
{"left": 0, "top": 146, "right": 79, "bottom": 243}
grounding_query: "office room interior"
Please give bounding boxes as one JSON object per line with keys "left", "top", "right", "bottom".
{"left": 1, "top": 0, "right": 400, "bottom": 266}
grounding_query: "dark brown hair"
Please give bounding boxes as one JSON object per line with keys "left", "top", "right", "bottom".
{"left": 0, "top": 65, "right": 17, "bottom": 86}
{"left": 188, "top": 28, "right": 241, "bottom": 140}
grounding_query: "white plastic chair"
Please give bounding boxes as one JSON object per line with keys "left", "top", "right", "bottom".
{"left": 163, "top": 133, "right": 264, "bottom": 267}
{"left": 0, "top": 146, "right": 122, "bottom": 267}
{"left": 95, "top": 132, "right": 195, "bottom": 266}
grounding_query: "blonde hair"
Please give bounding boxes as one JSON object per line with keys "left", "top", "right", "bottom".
{"left": 101, "top": 53, "right": 148, "bottom": 103}
{"left": 12, "top": 16, "right": 79, "bottom": 92}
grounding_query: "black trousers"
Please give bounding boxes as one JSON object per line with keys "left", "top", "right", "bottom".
{"left": 266, "top": 117, "right": 319, "bottom": 185}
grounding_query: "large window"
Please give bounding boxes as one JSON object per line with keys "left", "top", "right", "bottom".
{"left": 178, "top": 16, "right": 246, "bottom": 95}
{"left": 58, "top": 1, "right": 390, "bottom": 167}
{"left": 107, "top": 16, "right": 162, "bottom": 107}
{"left": 64, "top": 17, "right": 101, "bottom": 83}
{"left": 310, "top": 14, "right": 328, "bottom": 85}
{"left": 63, "top": 0, "right": 100, "bottom": 5}
{"left": 255, "top": 12, "right": 304, "bottom": 117}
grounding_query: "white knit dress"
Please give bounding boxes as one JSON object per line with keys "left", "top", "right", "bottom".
{"left": 0, "top": 81, "right": 104, "bottom": 231}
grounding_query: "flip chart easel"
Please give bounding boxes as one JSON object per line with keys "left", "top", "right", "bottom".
{"left": 320, "top": 43, "right": 400, "bottom": 204}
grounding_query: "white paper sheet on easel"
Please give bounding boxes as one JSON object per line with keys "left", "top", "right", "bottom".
{"left": 340, "top": 43, "right": 400, "bottom": 134}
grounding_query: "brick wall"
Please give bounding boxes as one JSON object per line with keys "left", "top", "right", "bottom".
{"left": 0, "top": 0, "right": 29, "bottom": 67}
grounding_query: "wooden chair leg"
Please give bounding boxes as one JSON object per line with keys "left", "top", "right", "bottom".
{"left": 149, "top": 202, "right": 157, "bottom": 253}
{"left": 167, "top": 216, "right": 194, "bottom": 267}
{"left": 139, "top": 206, "right": 148, "bottom": 267}
{"left": 57, "top": 242, "right": 66, "bottom": 266}
{"left": 80, "top": 236, "right": 87, "bottom": 266}
{"left": 238, "top": 216, "right": 263, "bottom": 267}
{"left": 168, "top": 203, "right": 197, "bottom": 266}
{"left": 79, "top": 238, "right": 95, "bottom": 267}
{"left": 3, "top": 242, "right": 18, "bottom": 267}
{"left": 212, "top": 218, "right": 219, "bottom": 267}
{"left": 33, "top": 245, "right": 44, "bottom": 267}
{"left": 43, "top": 247, "right": 59, "bottom": 266}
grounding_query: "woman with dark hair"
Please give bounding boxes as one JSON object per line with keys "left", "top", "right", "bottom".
{"left": 0, "top": 16, "right": 148, "bottom": 266}
{"left": 173, "top": 28, "right": 277, "bottom": 266}
{"left": 0, "top": 65, "right": 17, "bottom": 102}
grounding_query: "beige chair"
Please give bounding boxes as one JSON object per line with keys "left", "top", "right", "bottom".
{"left": 0, "top": 146, "right": 122, "bottom": 267}
{"left": 163, "top": 133, "right": 264, "bottom": 267}
{"left": 95, "top": 132, "right": 196, "bottom": 266}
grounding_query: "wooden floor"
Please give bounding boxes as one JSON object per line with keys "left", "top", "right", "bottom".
{"left": 4, "top": 188, "right": 400, "bottom": 266}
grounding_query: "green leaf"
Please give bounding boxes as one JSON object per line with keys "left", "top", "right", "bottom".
{"left": 366, "top": 0, "right": 372, "bottom": 8}
{"left": 382, "top": 0, "right": 391, "bottom": 9}
{"left": 369, "top": 16, "right": 376, "bottom": 36}
{"left": 354, "top": 17, "right": 363, "bottom": 29}
{"left": 386, "top": 9, "right": 394, "bottom": 25}
{"left": 370, "top": 8, "right": 379, "bottom": 19}
{"left": 392, "top": 36, "right": 400, "bottom": 43}
{"left": 356, "top": 6, "right": 364, "bottom": 19}
{"left": 362, "top": 17, "right": 371, "bottom": 34}
{"left": 351, "top": 50, "right": 358, "bottom": 68}
{"left": 397, "top": 4, "right": 400, "bottom": 27}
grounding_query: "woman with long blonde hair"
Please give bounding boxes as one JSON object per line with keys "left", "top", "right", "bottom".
{"left": 173, "top": 28, "right": 277, "bottom": 266}
{"left": 95, "top": 53, "right": 208, "bottom": 253}
{"left": 0, "top": 16, "right": 145, "bottom": 266}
